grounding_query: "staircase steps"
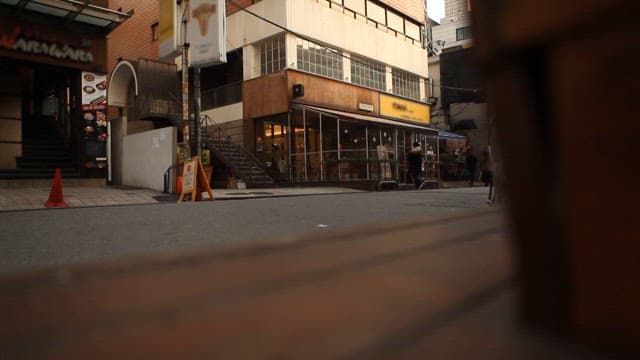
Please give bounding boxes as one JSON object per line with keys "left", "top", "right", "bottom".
{"left": 206, "top": 139, "right": 274, "bottom": 187}
{"left": 0, "top": 117, "right": 78, "bottom": 180}
{"left": 0, "top": 168, "right": 80, "bottom": 179}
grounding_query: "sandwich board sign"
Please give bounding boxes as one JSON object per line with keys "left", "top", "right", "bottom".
{"left": 178, "top": 156, "right": 214, "bottom": 202}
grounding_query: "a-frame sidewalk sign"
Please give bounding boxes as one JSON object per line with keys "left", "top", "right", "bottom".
{"left": 177, "top": 156, "right": 214, "bottom": 203}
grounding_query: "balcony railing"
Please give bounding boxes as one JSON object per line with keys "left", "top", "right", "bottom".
{"left": 201, "top": 82, "right": 242, "bottom": 110}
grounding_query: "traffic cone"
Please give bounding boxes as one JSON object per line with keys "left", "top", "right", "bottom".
{"left": 45, "top": 168, "right": 69, "bottom": 208}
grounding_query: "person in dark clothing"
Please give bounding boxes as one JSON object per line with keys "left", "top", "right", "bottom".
{"left": 408, "top": 142, "right": 424, "bottom": 189}
{"left": 465, "top": 150, "right": 477, "bottom": 187}
{"left": 270, "top": 144, "right": 281, "bottom": 181}
{"left": 480, "top": 149, "right": 495, "bottom": 202}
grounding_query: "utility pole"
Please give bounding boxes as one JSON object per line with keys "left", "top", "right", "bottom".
{"left": 194, "top": 65, "right": 201, "bottom": 159}
{"left": 180, "top": 0, "right": 191, "bottom": 156}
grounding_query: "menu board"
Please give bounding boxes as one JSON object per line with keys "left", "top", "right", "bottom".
{"left": 81, "top": 72, "right": 107, "bottom": 110}
{"left": 81, "top": 72, "right": 108, "bottom": 170}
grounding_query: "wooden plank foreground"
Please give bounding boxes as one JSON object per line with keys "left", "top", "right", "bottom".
{"left": 0, "top": 209, "right": 591, "bottom": 359}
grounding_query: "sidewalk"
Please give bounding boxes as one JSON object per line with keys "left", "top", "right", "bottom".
{"left": 0, "top": 185, "right": 364, "bottom": 212}
{"left": 0, "top": 180, "right": 486, "bottom": 212}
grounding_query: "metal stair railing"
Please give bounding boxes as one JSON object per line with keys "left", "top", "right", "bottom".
{"left": 199, "top": 114, "right": 226, "bottom": 141}
{"left": 206, "top": 139, "right": 274, "bottom": 185}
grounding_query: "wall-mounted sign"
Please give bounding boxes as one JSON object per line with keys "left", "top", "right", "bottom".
{"left": 380, "top": 94, "right": 430, "bottom": 123}
{"left": 358, "top": 102, "right": 374, "bottom": 112}
{"left": 188, "top": 0, "right": 227, "bottom": 67}
{"left": 0, "top": 25, "right": 94, "bottom": 63}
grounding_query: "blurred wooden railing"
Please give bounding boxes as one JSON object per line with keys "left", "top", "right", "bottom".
{"left": 0, "top": 209, "right": 575, "bottom": 358}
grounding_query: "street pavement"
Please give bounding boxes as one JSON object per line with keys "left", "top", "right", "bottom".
{"left": 0, "top": 185, "right": 363, "bottom": 212}
{"left": 0, "top": 186, "right": 497, "bottom": 273}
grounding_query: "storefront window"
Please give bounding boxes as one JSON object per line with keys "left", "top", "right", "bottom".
{"left": 397, "top": 129, "right": 407, "bottom": 183}
{"left": 305, "top": 110, "right": 321, "bottom": 181}
{"left": 290, "top": 108, "right": 305, "bottom": 181}
{"left": 368, "top": 127, "right": 395, "bottom": 180}
{"left": 416, "top": 132, "right": 439, "bottom": 179}
{"left": 256, "top": 115, "right": 289, "bottom": 181}
{"left": 339, "top": 120, "right": 367, "bottom": 180}
{"left": 322, "top": 115, "right": 339, "bottom": 181}
{"left": 278, "top": 107, "right": 437, "bottom": 183}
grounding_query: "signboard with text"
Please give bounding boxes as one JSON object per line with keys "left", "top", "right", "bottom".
{"left": 81, "top": 72, "right": 107, "bottom": 110}
{"left": 81, "top": 72, "right": 108, "bottom": 171}
{"left": 178, "top": 156, "right": 214, "bottom": 202}
{"left": 182, "top": 158, "right": 196, "bottom": 194}
{"left": 380, "top": 94, "right": 430, "bottom": 124}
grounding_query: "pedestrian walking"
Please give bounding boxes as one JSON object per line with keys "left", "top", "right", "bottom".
{"left": 465, "top": 149, "right": 477, "bottom": 187}
{"left": 480, "top": 147, "right": 495, "bottom": 203}
{"left": 408, "top": 142, "right": 424, "bottom": 189}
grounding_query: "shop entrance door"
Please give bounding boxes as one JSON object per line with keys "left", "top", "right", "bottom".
{"left": 0, "top": 59, "right": 78, "bottom": 176}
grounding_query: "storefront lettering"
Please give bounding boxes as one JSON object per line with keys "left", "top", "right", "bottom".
{"left": 0, "top": 26, "right": 94, "bottom": 63}
{"left": 392, "top": 102, "right": 413, "bottom": 113}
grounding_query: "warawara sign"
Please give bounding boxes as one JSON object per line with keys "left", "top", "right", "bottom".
{"left": 0, "top": 26, "right": 94, "bottom": 63}
{"left": 188, "top": 0, "right": 227, "bottom": 67}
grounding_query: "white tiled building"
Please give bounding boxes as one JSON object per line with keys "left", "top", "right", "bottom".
{"left": 431, "top": 0, "right": 473, "bottom": 52}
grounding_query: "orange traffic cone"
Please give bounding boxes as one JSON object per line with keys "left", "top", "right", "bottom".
{"left": 45, "top": 168, "right": 69, "bottom": 208}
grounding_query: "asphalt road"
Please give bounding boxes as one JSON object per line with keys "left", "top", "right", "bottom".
{"left": 0, "top": 187, "right": 495, "bottom": 273}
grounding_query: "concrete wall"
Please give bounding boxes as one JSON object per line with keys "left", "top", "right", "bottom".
{"left": 445, "top": 0, "right": 470, "bottom": 18}
{"left": 123, "top": 126, "right": 177, "bottom": 191}
{"left": 427, "top": 56, "right": 448, "bottom": 129}
{"left": 202, "top": 102, "right": 243, "bottom": 125}
{"left": 378, "top": 0, "right": 425, "bottom": 23}
{"left": 227, "top": 0, "right": 287, "bottom": 52}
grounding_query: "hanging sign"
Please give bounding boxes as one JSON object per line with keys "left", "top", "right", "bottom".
{"left": 158, "top": 0, "right": 179, "bottom": 59}
{"left": 178, "top": 156, "right": 214, "bottom": 202}
{"left": 188, "top": 0, "right": 227, "bottom": 67}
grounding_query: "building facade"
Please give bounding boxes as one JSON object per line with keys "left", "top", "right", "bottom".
{"left": 8, "top": 1, "right": 436, "bottom": 187}
{"left": 0, "top": 1, "right": 130, "bottom": 180}
{"left": 429, "top": 0, "right": 490, "bottom": 158}
{"left": 202, "top": 0, "right": 437, "bottom": 185}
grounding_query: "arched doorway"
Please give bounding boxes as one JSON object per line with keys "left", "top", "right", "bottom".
{"left": 107, "top": 60, "right": 139, "bottom": 185}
